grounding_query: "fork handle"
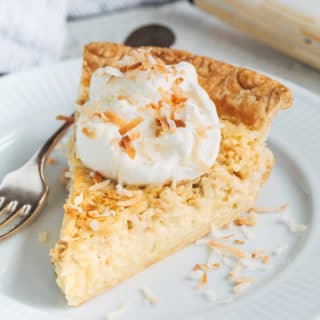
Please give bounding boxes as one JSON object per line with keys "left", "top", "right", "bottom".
{"left": 29, "top": 114, "right": 74, "bottom": 171}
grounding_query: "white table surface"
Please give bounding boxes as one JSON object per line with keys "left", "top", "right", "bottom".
{"left": 64, "top": 1, "right": 320, "bottom": 95}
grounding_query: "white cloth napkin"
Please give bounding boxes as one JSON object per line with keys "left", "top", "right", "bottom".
{"left": 0, "top": 0, "right": 168, "bottom": 73}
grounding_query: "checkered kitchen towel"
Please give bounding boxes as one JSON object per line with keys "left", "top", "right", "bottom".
{"left": 0, "top": 0, "right": 168, "bottom": 73}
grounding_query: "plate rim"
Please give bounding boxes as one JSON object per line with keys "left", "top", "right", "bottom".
{"left": 0, "top": 58, "right": 319, "bottom": 320}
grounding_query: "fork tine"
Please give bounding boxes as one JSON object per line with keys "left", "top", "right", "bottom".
{"left": 0, "top": 204, "right": 32, "bottom": 240}
{"left": 0, "top": 196, "right": 6, "bottom": 210}
{"left": 0, "top": 200, "right": 19, "bottom": 225}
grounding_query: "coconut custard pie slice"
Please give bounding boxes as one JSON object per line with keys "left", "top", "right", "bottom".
{"left": 50, "top": 43, "right": 292, "bottom": 306}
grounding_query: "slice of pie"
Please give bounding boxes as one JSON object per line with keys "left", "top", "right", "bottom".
{"left": 50, "top": 42, "right": 292, "bottom": 306}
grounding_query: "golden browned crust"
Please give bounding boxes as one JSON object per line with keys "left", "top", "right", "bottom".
{"left": 79, "top": 42, "right": 292, "bottom": 130}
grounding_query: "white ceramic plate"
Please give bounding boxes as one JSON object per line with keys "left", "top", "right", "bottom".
{"left": 0, "top": 60, "right": 319, "bottom": 320}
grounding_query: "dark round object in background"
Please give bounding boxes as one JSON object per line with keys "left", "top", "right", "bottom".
{"left": 124, "top": 24, "right": 175, "bottom": 48}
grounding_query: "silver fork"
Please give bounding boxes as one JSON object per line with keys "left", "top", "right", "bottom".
{"left": 0, "top": 116, "right": 73, "bottom": 240}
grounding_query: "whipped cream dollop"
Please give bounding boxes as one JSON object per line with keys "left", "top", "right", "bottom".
{"left": 76, "top": 50, "right": 221, "bottom": 185}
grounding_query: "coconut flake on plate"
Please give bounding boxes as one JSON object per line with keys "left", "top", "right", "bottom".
{"left": 105, "top": 303, "right": 128, "bottom": 320}
{"left": 228, "top": 261, "right": 243, "bottom": 278}
{"left": 89, "top": 179, "right": 110, "bottom": 191}
{"left": 272, "top": 244, "right": 289, "bottom": 256}
{"left": 281, "top": 215, "right": 308, "bottom": 232}
{"left": 250, "top": 203, "right": 288, "bottom": 214}
{"left": 38, "top": 231, "right": 48, "bottom": 243}
{"left": 116, "top": 184, "right": 134, "bottom": 197}
{"left": 233, "top": 281, "right": 253, "bottom": 294}
{"left": 141, "top": 287, "right": 160, "bottom": 305}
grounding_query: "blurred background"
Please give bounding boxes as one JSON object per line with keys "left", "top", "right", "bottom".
{"left": 0, "top": 0, "right": 319, "bottom": 93}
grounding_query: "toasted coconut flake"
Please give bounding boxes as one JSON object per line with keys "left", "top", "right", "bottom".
{"left": 212, "top": 263, "right": 221, "bottom": 269}
{"left": 141, "top": 287, "right": 160, "bottom": 305}
{"left": 67, "top": 203, "right": 83, "bottom": 214}
{"left": 174, "top": 119, "right": 186, "bottom": 128}
{"left": 233, "top": 282, "right": 253, "bottom": 294}
{"left": 217, "top": 234, "right": 235, "bottom": 240}
{"left": 116, "top": 184, "right": 134, "bottom": 197}
{"left": 251, "top": 249, "right": 265, "bottom": 260}
{"left": 171, "top": 94, "right": 187, "bottom": 105}
{"left": 193, "top": 264, "right": 210, "bottom": 272}
{"left": 74, "top": 192, "right": 84, "bottom": 206}
{"left": 117, "top": 196, "right": 142, "bottom": 207}
{"left": 209, "top": 240, "right": 246, "bottom": 259}
{"left": 118, "top": 95, "right": 136, "bottom": 105}
{"left": 81, "top": 127, "right": 96, "bottom": 139}
{"left": 106, "top": 303, "right": 128, "bottom": 320}
{"left": 234, "top": 276, "right": 255, "bottom": 285}
{"left": 249, "top": 203, "right": 288, "bottom": 213}
{"left": 262, "top": 255, "right": 270, "bottom": 265}
{"left": 89, "top": 179, "right": 110, "bottom": 191}
{"left": 281, "top": 215, "right": 308, "bottom": 232}
{"left": 198, "top": 272, "right": 208, "bottom": 288}
{"left": 119, "top": 117, "right": 143, "bottom": 136}
{"left": 228, "top": 262, "right": 243, "bottom": 278}
{"left": 234, "top": 212, "right": 256, "bottom": 226}
{"left": 93, "top": 102, "right": 109, "bottom": 122}
{"left": 60, "top": 168, "right": 70, "bottom": 188}
{"left": 234, "top": 239, "right": 245, "bottom": 245}
{"left": 91, "top": 171, "right": 103, "bottom": 183}
{"left": 64, "top": 171, "right": 71, "bottom": 178}
{"left": 171, "top": 77, "right": 188, "bottom": 105}
{"left": 158, "top": 87, "right": 170, "bottom": 105}
{"left": 120, "top": 61, "right": 142, "bottom": 73}
{"left": 154, "top": 116, "right": 170, "bottom": 137}
{"left": 116, "top": 185, "right": 142, "bottom": 199}
{"left": 48, "top": 157, "right": 57, "bottom": 165}
{"left": 38, "top": 231, "right": 48, "bottom": 243}
{"left": 119, "top": 135, "right": 136, "bottom": 159}
{"left": 56, "top": 114, "right": 75, "bottom": 124}
{"left": 104, "top": 110, "right": 127, "bottom": 127}
{"left": 174, "top": 77, "right": 184, "bottom": 85}
{"left": 146, "top": 101, "right": 161, "bottom": 114}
